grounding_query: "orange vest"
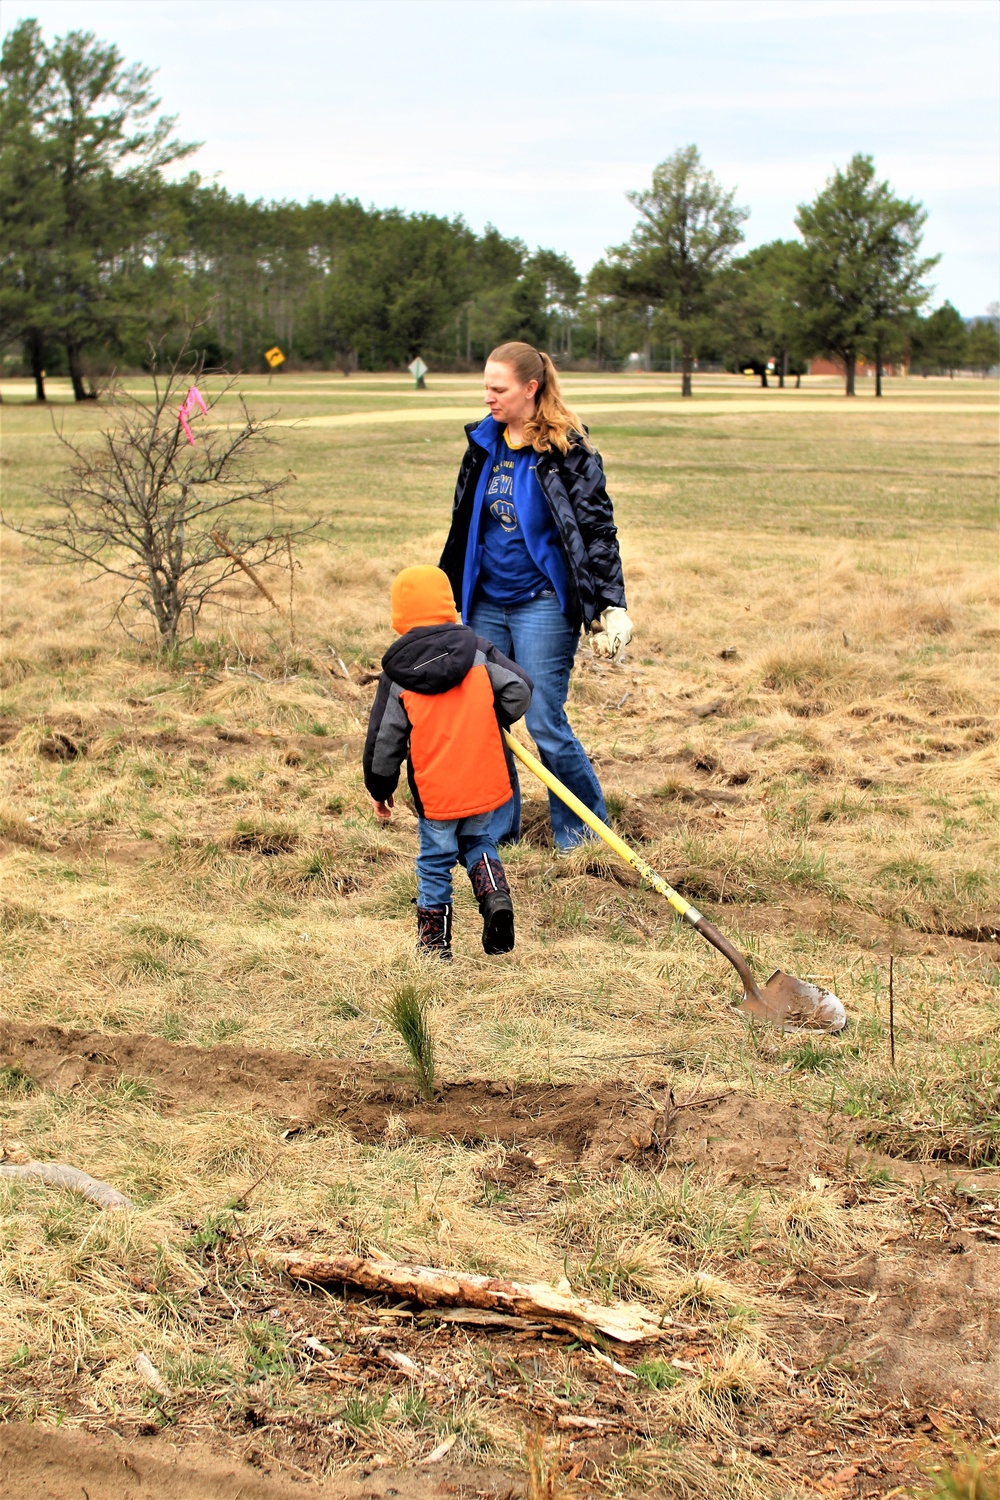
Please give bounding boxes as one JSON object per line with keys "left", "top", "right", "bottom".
{"left": 401, "top": 662, "right": 511, "bottom": 820}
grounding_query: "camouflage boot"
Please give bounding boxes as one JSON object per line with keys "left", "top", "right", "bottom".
{"left": 467, "top": 855, "right": 515, "bottom": 955}
{"left": 416, "top": 903, "right": 453, "bottom": 962}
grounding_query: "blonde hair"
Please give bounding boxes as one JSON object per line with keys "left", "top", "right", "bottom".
{"left": 487, "top": 341, "right": 591, "bottom": 455}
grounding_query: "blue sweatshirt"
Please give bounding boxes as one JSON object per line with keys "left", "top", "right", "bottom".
{"left": 460, "top": 416, "right": 570, "bottom": 619}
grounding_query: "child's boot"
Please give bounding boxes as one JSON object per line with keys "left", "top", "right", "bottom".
{"left": 416, "top": 904, "right": 453, "bottom": 962}
{"left": 468, "top": 855, "right": 514, "bottom": 954}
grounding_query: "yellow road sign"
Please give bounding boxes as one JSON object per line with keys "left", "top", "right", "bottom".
{"left": 265, "top": 346, "right": 286, "bottom": 369}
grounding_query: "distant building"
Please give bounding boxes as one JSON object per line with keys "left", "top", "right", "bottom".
{"left": 809, "top": 356, "right": 903, "bottom": 377}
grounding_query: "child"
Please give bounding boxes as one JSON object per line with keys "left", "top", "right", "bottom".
{"left": 363, "top": 566, "right": 532, "bottom": 961}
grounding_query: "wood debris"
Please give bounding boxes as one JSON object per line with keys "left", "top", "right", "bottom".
{"left": 280, "top": 1251, "right": 666, "bottom": 1343}
{"left": 0, "top": 1158, "right": 134, "bottom": 1210}
{"left": 134, "top": 1352, "right": 170, "bottom": 1398}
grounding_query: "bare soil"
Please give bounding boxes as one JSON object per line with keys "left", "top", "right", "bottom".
{"left": 779, "top": 1236, "right": 1000, "bottom": 1421}
{"left": 4, "top": 1021, "right": 997, "bottom": 1186}
{"left": 2, "top": 1022, "right": 664, "bottom": 1167}
{"left": 0, "top": 1422, "right": 517, "bottom": 1499}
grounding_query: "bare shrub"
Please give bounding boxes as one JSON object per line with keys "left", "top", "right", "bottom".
{"left": 5, "top": 336, "right": 311, "bottom": 647}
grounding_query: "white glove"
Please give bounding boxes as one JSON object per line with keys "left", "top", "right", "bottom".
{"left": 591, "top": 607, "right": 633, "bottom": 663}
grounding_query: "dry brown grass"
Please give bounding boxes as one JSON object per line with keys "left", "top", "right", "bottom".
{"left": 1, "top": 373, "right": 998, "bottom": 1496}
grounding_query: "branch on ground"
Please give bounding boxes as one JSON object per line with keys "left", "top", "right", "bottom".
{"left": 281, "top": 1251, "right": 666, "bottom": 1344}
{"left": 0, "top": 1160, "right": 134, "bottom": 1210}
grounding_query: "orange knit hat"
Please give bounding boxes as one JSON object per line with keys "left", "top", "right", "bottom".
{"left": 390, "top": 565, "right": 460, "bottom": 634}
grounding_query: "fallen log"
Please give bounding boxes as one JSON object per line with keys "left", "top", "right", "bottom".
{"left": 280, "top": 1251, "right": 665, "bottom": 1344}
{"left": 0, "top": 1160, "right": 134, "bottom": 1210}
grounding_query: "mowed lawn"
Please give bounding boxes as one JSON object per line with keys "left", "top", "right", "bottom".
{"left": 1, "top": 372, "right": 998, "bottom": 1498}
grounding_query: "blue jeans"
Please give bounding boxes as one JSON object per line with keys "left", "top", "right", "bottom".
{"left": 468, "top": 592, "right": 607, "bottom": 851}
{"left": 416, "top": 810, "right": 498, "bottom": 907}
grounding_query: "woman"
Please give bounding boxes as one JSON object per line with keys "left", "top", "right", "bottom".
{"left": 440, "top": 341, "right": 632, "bottom": 852}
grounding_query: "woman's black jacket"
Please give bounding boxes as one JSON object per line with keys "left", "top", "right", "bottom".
{"left": 439, "top": 426, "right": 627, "bottom": 632}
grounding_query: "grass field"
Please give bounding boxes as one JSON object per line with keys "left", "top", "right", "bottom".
{"left": 1, "top": 371, "right": 998, "bottom": 1499}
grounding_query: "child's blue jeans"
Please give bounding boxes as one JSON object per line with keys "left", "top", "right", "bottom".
{"left": 416, "top": 809, "right": 502, "bottom": 907}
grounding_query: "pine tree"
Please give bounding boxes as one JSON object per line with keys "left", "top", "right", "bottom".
{"left": 796, "top": 155, "right": 936, "bottom": 396}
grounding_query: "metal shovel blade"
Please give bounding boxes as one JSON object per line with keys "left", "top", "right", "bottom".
{"left": 690, "top": 915, "right": 848, "bottom": 1034}
{"left": 740, "top": 971, "right": 847, "bottom": 1033}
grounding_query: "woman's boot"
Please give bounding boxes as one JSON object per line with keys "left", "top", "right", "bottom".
{"left": 416, "top": 904, "right": 453, "bottom": 962}
{"left": 467, "top": 855, "right": 514, "bottom": 954}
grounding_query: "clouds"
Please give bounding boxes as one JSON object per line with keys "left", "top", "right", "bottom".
{"left": 8, "top": 0, "right": 999, "bottom": 310}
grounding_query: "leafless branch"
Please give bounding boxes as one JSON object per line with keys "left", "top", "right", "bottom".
{"left": 3, "top": 330, "right": 316, "bottom": 648}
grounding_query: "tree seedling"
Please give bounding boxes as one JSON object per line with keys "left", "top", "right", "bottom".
{"left": 388, "top": 985, "right": 436, "bottom": 1102}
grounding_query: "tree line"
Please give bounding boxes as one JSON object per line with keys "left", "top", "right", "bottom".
{"left": 2, "top": 19, "right": 997, "bottom": 401}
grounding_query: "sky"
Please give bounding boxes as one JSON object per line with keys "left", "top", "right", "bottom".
{"left": 8, "top": 0, "right": 1000, "bottom": 314}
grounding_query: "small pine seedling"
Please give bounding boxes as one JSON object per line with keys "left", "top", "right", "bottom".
{"left": 387, "top": 985, "right": 436, "bottom": 1102}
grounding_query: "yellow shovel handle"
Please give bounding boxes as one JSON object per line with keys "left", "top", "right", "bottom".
{"left": 503, "top": 731, "right": 702, "bottom": 926}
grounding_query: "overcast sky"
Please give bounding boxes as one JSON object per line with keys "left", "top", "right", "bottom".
{"left": 9, "top": 0, "right": 1000, "bottom": 313}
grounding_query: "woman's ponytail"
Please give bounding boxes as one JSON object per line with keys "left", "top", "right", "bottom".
{"left": 488, "top": 342, "right": 591, "bottom": 455}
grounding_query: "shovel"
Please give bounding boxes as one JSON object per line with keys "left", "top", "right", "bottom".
{"left": 504, "top": 732, "right": 846, "bottom": 1033}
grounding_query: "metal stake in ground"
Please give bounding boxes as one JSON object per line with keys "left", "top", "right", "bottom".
{"left": 889, "top": 954, "right": 896, "bottom": 1067}
{"left": 503, "top": 731, "right": 847, "bottom": 1033}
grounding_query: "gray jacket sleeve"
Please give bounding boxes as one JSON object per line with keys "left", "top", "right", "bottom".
{"left": 480, "top": 643, "right": 532, "bottom": 727}
{"left": 363, "top": 675, "right": 411, "bottom": 801}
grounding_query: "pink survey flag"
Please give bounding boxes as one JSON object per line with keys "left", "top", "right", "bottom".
{"left": 178, "top": 385, "right": 208, "bottom": 444}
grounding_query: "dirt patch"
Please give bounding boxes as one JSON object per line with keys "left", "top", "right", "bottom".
{"left": 0, "top": 1422, "right": 518, "bottom": 1499}
{"left": 38, "top": 731, "right": 85, "bottom": 762}
{"left": 6, "top": 1023, "right": 993, "bottom": 1183}
{"left": 780, "top": 1236, "right": 1000, "bottom": 1422}
{"left": 0, "top": 1023, "right": 673, "bottom": 1166}
{"left": 662, "top": 1089, "right": 840, "bottom": 1182}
